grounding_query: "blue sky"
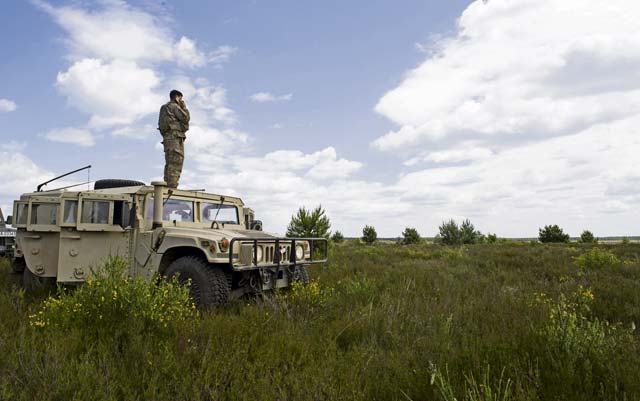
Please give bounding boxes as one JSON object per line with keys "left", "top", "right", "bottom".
{"left": 1, "top": 0, "right": 638, "bottom": 237}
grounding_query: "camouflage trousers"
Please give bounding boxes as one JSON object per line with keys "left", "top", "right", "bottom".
{"left": 162, "top": 131, "right": 185, "bottom": 189}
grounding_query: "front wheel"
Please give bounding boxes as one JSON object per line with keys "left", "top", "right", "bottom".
{"left": 165, "top": 256, "right": 230, "bottom": 308}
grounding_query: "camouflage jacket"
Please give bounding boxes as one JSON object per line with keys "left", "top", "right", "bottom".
{"left": 158, "top": 101, "right": 190, "bottom": 136}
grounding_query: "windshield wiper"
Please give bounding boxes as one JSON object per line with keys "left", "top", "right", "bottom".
{"left": 210, "top": 196, "right": 225, "bottom": 229}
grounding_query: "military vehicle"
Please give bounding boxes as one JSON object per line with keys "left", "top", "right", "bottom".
{"left": 9, "top": 175, "right": 328, "bottom": 306}
{"left": 0, "top": 208, "right": 16, "bottom": 258}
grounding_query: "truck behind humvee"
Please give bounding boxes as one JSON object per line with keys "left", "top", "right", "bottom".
{"left": 9, "top": 179, "right": 328, "bottom": 307}
{"left": 0, "top": 208, "right": 16, "bottom": 258}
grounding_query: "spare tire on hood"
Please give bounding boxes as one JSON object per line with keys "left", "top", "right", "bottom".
{"left": 94, "top": 179, "right": 145, "bottom": 190}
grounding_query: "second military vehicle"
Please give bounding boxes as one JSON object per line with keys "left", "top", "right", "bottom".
{"left": 9, "top": 178, "right": 328, "bottom": 307}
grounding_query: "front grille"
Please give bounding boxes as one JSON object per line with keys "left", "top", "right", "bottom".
{"left": 263, "top": 244, "right": 290, "bottom": 263}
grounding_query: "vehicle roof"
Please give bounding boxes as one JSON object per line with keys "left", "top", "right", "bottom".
{"left": 18, "top": 185, "right": 245, "bottom": 205}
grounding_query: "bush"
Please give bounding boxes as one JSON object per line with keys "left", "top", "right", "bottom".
{"left": 538, "top": 224, "right": 570, "bottom": 243}
{"left": 362, "top": 225, "right": 377, "bottom": 245}
{"left": 573, "top": 248, "right": 620, "bottom": 269}
{"left": 286, "top": 205, "right": 331, "bottom": 238}
{"left": 401, "top": 227, "right": 421, "bottom": 245}
{"left": 438, "top": 219, "right": 482, "bottom": 245}
{"left": 29, "top": 257, "right": 195, "bottom": 339}
{"left": 622, "top": 237, "right": 631, "bottom": 245}
{"left": 486, "top": 233, "right": 498, "bottom": 244}
{"left": 331, "top": 230, "right": 345, "bottom": 243}
{"left": 579, "top": 230, "right": 598, "bottom": 244}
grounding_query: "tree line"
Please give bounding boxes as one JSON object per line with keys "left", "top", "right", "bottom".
{"left": 287, "top": 206, "right": 609, "bottom": 245}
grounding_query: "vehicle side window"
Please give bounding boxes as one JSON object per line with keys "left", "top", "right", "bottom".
{"left": 113, "top": 201, "right": 131, "bottom": 228}
{"left": 81, "top": 201, "right": 110, "bottom": 224}
{"left": 16, "top": 204, "right": 27, "bottom": 225}
{"left": 64, "top": 200, "right": 78, "bottom": 224}
{"left": 31, "top": 203, "right": 59, "bottom": 225}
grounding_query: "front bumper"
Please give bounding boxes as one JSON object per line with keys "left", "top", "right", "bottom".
{"left": 228, "top": 237, "right": 328, "bottom": 271}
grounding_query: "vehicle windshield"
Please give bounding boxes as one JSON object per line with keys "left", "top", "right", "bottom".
{"left": 202, "top": 203, "right": 238, "bottom": 224}
{"left": 163, "top": 199, "right": 194, "bottom": 222}
{"left": 31, "top": 203, "right": 59, "bottom": 225}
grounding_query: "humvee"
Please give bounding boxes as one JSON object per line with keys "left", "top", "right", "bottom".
{"left": 9, "top": 179, "right": 328, "bottom": 306}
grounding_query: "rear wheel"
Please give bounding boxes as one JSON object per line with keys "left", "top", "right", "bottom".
{"left": 23, "top": 268, "right": 56, "bottom": 292}
{"left": 165, "top": 256, "right": 230, "bottom": 308}
{"left": 10, "top": 257, "right": 26, "bottom": 275}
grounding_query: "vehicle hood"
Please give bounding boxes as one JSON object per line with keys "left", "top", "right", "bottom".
{"left": 161, "top": 226, "right": 281, "bottom": 240}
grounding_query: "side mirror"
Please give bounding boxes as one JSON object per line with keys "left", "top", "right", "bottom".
{"left": 250, "top": 220, "right": 263, "bottom": 231}
{"left": 6, "top": 215, "right": 12, "bottom": 225}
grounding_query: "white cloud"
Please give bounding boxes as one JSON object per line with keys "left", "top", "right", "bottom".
{"left": 0, "top": 151, "right": 54, "bottom": 197}
{"left": 359, "top": 0, "right": 640, "bottom": 237}
{"left": 35, "top": 1, "right": 233, "bottom": 69}
{"left": 0, "top": 98, "right": 17, "bottom": 112}
{"left": 249, "top": 92, "right": 293, "bottom": 103}
{"left": 373, "top": 0, "right": 640, "bottom": 152}
{"left": 44, "top": 127, "right": 96, "bottom": 147}
{"left": 56, "top": 58, "right": 163, "bottom": 128}
{"left": 112, "top": 124, "right": 157, "bottom": 140}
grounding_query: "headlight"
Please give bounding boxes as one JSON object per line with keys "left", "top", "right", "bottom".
{"left": 295, "top": 245, "right": 304, "bottom": 260}
{"left": 255, "top": 246, "right": 263, "bottom": 262}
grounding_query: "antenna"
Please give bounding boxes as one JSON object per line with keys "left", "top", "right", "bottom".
{"left": 37, "top": 165, "right": 92, "bottom": 192}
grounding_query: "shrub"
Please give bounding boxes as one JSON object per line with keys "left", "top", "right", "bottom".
{"left": 622, "top": 237, "right": 631, "bottom": 245}
{"left": 286, "top": 205, "right": 331, "bottom": 238}
{"left": 438, "top": 219, "right": 482, "bottom": 245}
{"left": 538, "top": 225, "right": 570, "bottom": 243}
{"left": 331, "top": 230, "right": 345, "bottom": 243}
{"left": 486, "top": 233, "right": 498, "bottom": 244}
{"left": 401, "top": 227, "right": 421, "bottom": 245}
{"left": 573, "top": 248, "right": 620, "bottom": 269}
{"left": 579, "top": 230, "right": 597, "bottom": 244}
{"left": 362, "top": 225, "right": 377, "bottom": 245}
{"left": 29, "top": 257, "right": 195, "bottom": 339}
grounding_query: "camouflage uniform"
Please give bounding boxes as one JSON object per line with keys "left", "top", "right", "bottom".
{"left": 158, "top": 100, "right": 190, "bottom": 188}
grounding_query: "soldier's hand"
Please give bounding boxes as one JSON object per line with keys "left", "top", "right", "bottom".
{"left": 179, "top": 99, "right": 187, "bottom": 108}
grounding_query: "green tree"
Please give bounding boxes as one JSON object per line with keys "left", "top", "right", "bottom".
{"left": 621, "top": 236, "right": 630, "bottom": 245}
{"left": 401, "top": 227, "right": 421, "bottom": 245}
{"left": 286, "top": 205, "right": 331, "bottom": 238}
{"left": 460, "top": 219, "right": 482, "bottom": 244}
{"left": 439, "top": 219, "right": 461, "bottom": 245}
{"left": 362, "top": 225, "right": 377, "bottom": 245}
{"left": 486, "top": 233, "right": 498, "bottom": 244}
{"left": 579, "top": 230, "right": 598, "bottom": 244}
{"left": 538, "top": 225, "right": 570, "bottom": 243}
{"left": 331, "top": 230, "right": 345, "bottom": 243}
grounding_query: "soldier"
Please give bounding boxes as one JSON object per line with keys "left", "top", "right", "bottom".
{"left": 158, "top": 90, "right": 190, "bottom": 188}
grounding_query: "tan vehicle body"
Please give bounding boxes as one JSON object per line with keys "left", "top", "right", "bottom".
{"left": 11, "top": 181, "right": 327, "bottom": 300}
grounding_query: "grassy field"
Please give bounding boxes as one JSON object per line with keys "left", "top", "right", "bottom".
{"left": 1, "top": 242, "right": 639, "bottom": 401}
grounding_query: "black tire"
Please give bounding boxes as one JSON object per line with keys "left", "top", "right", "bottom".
{"left": 10, "top": 257, "right": 26, "bottom": 275}
{"left": 23, "top": 268, "right": 56, "bottom": 292}
{"left": 94, "top": 179, "right": 145, "bottom": 190}
{"left": 165, "top": 256, "right": 230, "bottom": 308}
{"left": 292, "top": 265, "right": 310, "bottom": 285}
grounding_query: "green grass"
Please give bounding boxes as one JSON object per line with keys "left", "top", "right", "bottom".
{"left": 1, "top": 242, "right": 640, "bottom": 401}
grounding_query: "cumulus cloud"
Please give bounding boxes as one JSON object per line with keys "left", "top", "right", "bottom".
{"left": 56, "top": 59, "right": 163, "bottom": 127}
{"left": 361, "top": 0, "right": 640, "bottom": 237}
{"left": 44, "top": 127, "right": 96, "bottom": 147}
{"left": 112, "top": 124, "right": 157, "bottom": 140}
{"left": 35, "top": 0, "right": 233, "bottom": 68}
{"left": 0, "top": 151, "right": 54, "bottom": 196}
{"left": 249, "top": 92, "right": 293, "bottom": 103}
{"left": 0, "top": 98, "right": 17, "bottom": 112}
{"left": 373, "top": 0, "right": 640, "bottom": 152}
